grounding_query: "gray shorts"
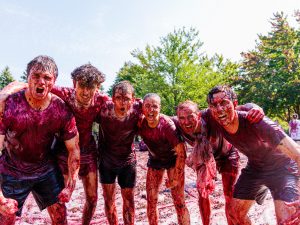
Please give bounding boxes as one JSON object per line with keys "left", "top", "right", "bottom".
{"left": 233, "top": 164, "right": 299, "bottom": 204}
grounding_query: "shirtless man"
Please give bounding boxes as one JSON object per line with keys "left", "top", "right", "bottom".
{"left": 0, "top": 55, "right": 80, "bottom": 225}
{"left": 97, "top": 81, "right": 142, "bottom": 225}
{"left": 139, "top": 93, "right": 190, "bottom": 225}
{"left": 207, "top": 85, "right": 300, "bottom": 225}
{"left": 1, "top": 64, "right": 109, "bottom": 225}
{"left": 174, "top": 100, "right": 263, "bottom": 225}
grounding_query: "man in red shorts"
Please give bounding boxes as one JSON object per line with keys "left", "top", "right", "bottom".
{"left": 97, "top": 81, "right": 143, "bottom": 225}
{"left": 0, "top": 55, "right": 80, "bottom": 225}
{"left": 139, "top": 93, "right": 190, "bottom": 225}
{"left": 207, "top": 85, "right": 300, "bottom": 225}
{"left": 50, "top": 64, "right": 109, "bottom": 225}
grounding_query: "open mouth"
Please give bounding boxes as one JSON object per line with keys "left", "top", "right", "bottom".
{"left": 36, "top": 87, "right": 44, "bottom": 94}
{"left": 120, "top": 107, "right": 125, "bottom": 112}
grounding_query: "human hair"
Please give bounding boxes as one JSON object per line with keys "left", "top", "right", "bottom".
{"left": 112, "top": 80, "right": 135, "bottom": 97}
{"left": 71, "top": 64, "right": 105, "bottom": 88}
{"left": 143, "top": 93, "right": 161, "bottom": 104}
{"left": 207, "top": 85, "right": 237, "bottom": 104}
{"left": 177, "top": 100, "right": 199, "bottom": 113}
{"left": 27, "top": 55, "right": 58, "bottom": 78}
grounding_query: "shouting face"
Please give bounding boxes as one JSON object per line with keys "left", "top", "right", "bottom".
{"left": 142, "top": 96, "right": 161, "bottom": 127}
{"left": 74, "top": 81, "right": 99, "bottom": 108}
{"left": 27, "top": 69, "right": 56, "bottom": 101}
{"left": 177, "top": 105, "right": 200, "bottom": 135}
{"left": 209, "top": 92, "right": 236, "bottom": 127}
{"left": 112, "top": 89, "right": 134, "bottom": 117}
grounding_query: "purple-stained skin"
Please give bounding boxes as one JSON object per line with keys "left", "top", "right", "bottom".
{"left": 139, "top": 114, "right": 180, "bottom": 161}
{"left": 52, "top": 86, "right": 110, "bottom": 156}
{"left": 0, "top": 90, "right": 77, "bottom": 178}
{"left": 97, "top": 99, "right": 143, "bottom": 169}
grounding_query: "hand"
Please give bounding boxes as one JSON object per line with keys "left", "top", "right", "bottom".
{"left": 246, "top": 107, "right": 264, "bottom": 124}
{"left": 0, "top": 196, "right": 18, "bottom": 216}
{"left": 281, "top": 200, "right": 300, "bottom": 225}
{"left": 58, "top": 178, "right": 76, "bottom": 203}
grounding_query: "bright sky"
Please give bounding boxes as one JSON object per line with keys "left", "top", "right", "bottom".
{"left": 0, "top": 0, "right": 299, "bottom": 91}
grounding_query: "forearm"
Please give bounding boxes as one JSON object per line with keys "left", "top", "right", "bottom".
{"left": 277, "top": 136, "right": 300, "bottom": 168}
{"left": 174, "top": 142, "right": 186, "bottom": 173}
{"left": 65, "top": 135, "right": 80, "bottom": 181}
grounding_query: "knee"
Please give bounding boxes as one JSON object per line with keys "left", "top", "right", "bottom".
{"left": 86, "top": 195, "right": 98, "bottom": 208}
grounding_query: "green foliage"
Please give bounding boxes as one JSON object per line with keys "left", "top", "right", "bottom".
{"left": 231, "top": 12, "right": 300, "bottom": 122}
{"left": 111, "top": 27, "right": 238, "bottom": 115}
{"left": 0, "top": 66, "right": 15, "bottom": 89}
{"left": 20, "top": 71, "right": 27, "bottom": 82}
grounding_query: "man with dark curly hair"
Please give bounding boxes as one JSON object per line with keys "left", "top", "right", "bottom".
{"left": 50, "top": 64, "right": 109, "bottom": 225}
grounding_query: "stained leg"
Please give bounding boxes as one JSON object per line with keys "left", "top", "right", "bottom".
{"left": 121, "top": 188, "right": 135, "bottom": 225}
{"left": 168, "top": 160, "right": 190, "bottom": 225}
{"left": 146, "top": 168, "right": 164, "bottom": 225}
{"left": 102, "top": 183, "right": 118, "bottom": 225}
{"left": 47, "top": 202, "right": 67, "bottom": 225}
{"left": 81, "top": 171, "right": 98, "bottom": 225}
{"left": 222, "top": 171, "right": 239, "bottom": 225}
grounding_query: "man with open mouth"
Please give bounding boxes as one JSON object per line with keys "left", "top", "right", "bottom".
{"left": 207, "top": 85, "right": 300, "bottom": 225}
{"left": 0, "top": 55, "right": 80, "bottom": 225}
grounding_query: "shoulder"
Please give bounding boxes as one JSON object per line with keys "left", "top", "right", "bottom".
{"left": 94, "top": 91, "right": 111, "bottom": 104}
{"left": 160, "top": 114, "right": 176, "bottom": 129}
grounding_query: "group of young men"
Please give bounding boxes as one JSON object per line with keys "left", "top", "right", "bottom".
{"left": 0, "top": 55, "right": 299, "bottom": 225}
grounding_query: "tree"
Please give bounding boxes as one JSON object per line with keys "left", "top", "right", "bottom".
{"left": 232, "top": 12, "right": 300, "bottom": 121}
{"left": 111, "top": 27, "right": 238, "bottom": 115}
{"left": 0, "top": 67, "right": 15, "bottom": 89}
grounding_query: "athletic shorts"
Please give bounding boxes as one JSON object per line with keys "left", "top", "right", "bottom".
{"left": 0, "top": 169, "right": 64, "bottom": 216}
{"left": 147, "top": 156, "right": 177, "bottom": 170}
{"left": 57, "top": 153, "right": 97, "bottom": 177}
{"left": 99, "top": 162, "right": 136, "bottom": 189}
{"left": 233, "top": 164, "right": 299, "bottom": 204}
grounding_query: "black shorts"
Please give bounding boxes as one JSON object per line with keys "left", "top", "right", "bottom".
{"left": 0, "top": 169, "right": 64, "bottom": 216}
{"left": 99, "top": 162, "right": 136, "bottom": 189}
{"left": 233, "top": 164, "right": 299, "bottom": 205}
{"left": 147, "top": 156, "right": 176, "bottom": 170}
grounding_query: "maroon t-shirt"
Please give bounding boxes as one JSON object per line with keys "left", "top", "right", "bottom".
{"left": 97, "top": 99, "right": 143, "bottom": 169}
{"left": 139, "top": 114, "right": 181, "bottom": 165}
{"left": 51, "top": 86, "right": 110, "bottom": 161}
{"left": 209, "top": 111, "right": 295, "bottom": 170}
{"left": 0, "top": 90, "right": 77, "bottom": 178}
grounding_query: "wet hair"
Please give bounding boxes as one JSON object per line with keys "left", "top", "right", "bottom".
{"left": 177, "top": 100, "right": 199, "bottom": 113}
{"left": 27, "top": 55, "right": 58, "bottom": 78}
{"left": 207, "top": 85, "right": 237, "bottom": 104}
{"left": 143, "top": 93, "right": 161, "bottom": 104}
{"left": 71, "top": 64, "right": 105, "bottom": 88}
{"left": 112, "top": 80, "right": 135, "bottom": 97}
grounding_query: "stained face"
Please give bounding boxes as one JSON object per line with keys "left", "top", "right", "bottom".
{"left": 112, "top": 89, "right": 134, "bottom": 116}
{"left": 27, "top": 69, "right": 55, "bottom": 100}
{"left": 74, "top": 81, "right": 99, "bottom": 107}
{"left": 142, "top": 96, "right": 160, "bottom": 126}
{"left": 177, "top": 105, "right": 199, "bottom": 135}
{"left": 209, "top": 92, "right": 236, "bottom": 127}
